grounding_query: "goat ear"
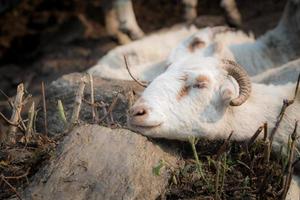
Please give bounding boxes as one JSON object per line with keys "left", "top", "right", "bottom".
{"left": 220, "top": 76, "right": 239, "bottom": 104}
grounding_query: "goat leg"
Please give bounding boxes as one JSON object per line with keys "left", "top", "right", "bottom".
{"left": 104, "top": 1, "right": 131, "bottom": 44}
{"left": 115, "top": 0, "right": 144, "bottom": 40}
{"left": 182, "top": 0, "right": 198, "bottom": 24}
{"left": 220, "top": 0, "right": 242, "bottom": 28}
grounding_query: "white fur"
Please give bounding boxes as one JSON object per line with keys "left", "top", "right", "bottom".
{"left": 251, "top": 58, "right": 300, "bottom": 85}
{"left": 169, "top": 26, "right": 298, "bottom": 76}
{"left": 129, "top": 56, "right": 299, "bottom": 151}
{"left": 168, "top": 27, "right": 255, "bottom": 63}
{"left": 88, "top": 25, "right": 198, "bottom": 81}
{"left": 169, "top": 0, "right": 300, "bottom": 76}
{"left": 91, "top": 0, "right": 300, "bottom": 84}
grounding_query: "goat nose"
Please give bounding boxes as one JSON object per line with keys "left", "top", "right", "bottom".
{"left": 130, "top": 106, "right": 148, "bottom": 118}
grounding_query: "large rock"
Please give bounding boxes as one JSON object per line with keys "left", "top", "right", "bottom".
{"left": 22, "top": 125, "right": 178, "bottom": 200}
{"left": 38, "top": 73, "right": 144, "bottom": 134}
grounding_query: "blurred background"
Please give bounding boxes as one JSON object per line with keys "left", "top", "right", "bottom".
{"left": 0, "top": 0, "right": 286, "bottom": 98}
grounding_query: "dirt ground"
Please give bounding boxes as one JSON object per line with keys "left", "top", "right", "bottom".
{"left": 0, "top": 0, "right": 286, "bottom": 99}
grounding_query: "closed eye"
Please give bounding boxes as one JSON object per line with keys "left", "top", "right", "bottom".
{"left": 193, "top": 82, "right": 208, "bottom": 89}
{"left": 194, "top": 75, "right": 210, "bottom": 89}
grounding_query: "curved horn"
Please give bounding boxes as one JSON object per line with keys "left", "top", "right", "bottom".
{"left": 221, "top": 59, "right": 252, "bottom": 106}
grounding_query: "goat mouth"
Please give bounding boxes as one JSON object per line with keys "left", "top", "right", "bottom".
{"left": 128, "top": 122, "right": 162, "bottom": 130}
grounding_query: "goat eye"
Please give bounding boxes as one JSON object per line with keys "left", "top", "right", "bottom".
{"left": 193, "top": 82, "right": 207, "bottom": 89}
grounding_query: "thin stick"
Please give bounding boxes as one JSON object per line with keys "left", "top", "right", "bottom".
{"left": 102, "top": 105, "right": 110, "bottom": 126}
{"left": 41, "top": 82, "right": 48, "bottom": 135}
{"left": 33, "top": 109, "right": 39, "bottom": 133}
{"left": 70, "top": 76, "right": 87, "bottom": 127}
{"left": 215, "top": 131, "right": 233, "bottom": 160}
{"left": 0, "top": 88, "right": 13, "bottom": 108}
{"left": 293, "top": 73, "right": 300, "bottom": 99}
{"left": 269, "top": 99, "right": 293, "bottom": 146}
{"left": 247, "top": 125, "right": 263, "bottom": 149}
{"left": 98, "top": 94, "right": 119, "bottom": 123}
{"left": 281, "top": 121, "right": 298, "bottom": 200}
{"left": 124, "top": 55, "right": 147, "bottom": 88}
{"left": 7, "top": 83, "right": 24, "bottom": 144}
{"left": 25, "top": 102, "right": 35, "bottom": 141}
{"left": 18, "top": 113, "right": 27, "bottom": 133}
{"left": 263, "top": 122, "right": 268, "bottom": 141}
{"left": 215, "top": 133, "right": 232, "bottom": 199}
{"left": 220, "top": 153, "right": 227, "bottom": 197}
{"left": 4, "top": 168, "right": 30, "bottom": 180}
{"left": 88, "top": 73, "right": 97, "bottom": 122}
{"left": 1, "top": 175, "right": 22, "bottom": 200}
{"left": 215, "top": 160, "right": 221, "bottom": 200}
{"left": 263, "top": 139, "right": 270, "bottom": 164}
{"left": 0, "top": 112, "right": 18, "bottom": 126}
{"left": 269, "top": 74, "right": 299, "bottom": 145}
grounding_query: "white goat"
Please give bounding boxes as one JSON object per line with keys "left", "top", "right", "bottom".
{"left": 170, "top": 0, "right": 300, "bottom": 76}
{"left": 88, "top": 25, "right": 256, "bottom": 81}
{"left": 88, "top": 25, "right": 199, "bottom": 81}
{"left": 127, "top": 56, "right": 299, "bottom": 150}
{"left": 90, "top": 0, "right": 299, "bottom": 83}
{"left": 168, "top": 26, "right": 254, "bottom": 64}
{"left": 104, "top": 0, "right": 242, "bottom": 44}
{"left": 251, "top": 58, "right": 300, "bottom": 85}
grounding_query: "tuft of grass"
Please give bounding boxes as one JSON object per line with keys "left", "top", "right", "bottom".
{"left": 153, "top": 159, "right": 165, "bottom": 176}
{"left": 164, "top": 125, "right": 298, "bottom": 200}
{"left": 188, "top": 136, "right": 208, "bottom": 185}
{"left": 57, "top": 99, "right": 67, "bottom": 126}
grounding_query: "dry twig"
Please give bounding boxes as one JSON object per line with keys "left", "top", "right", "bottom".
{"left": 269, "top": 74, "right": 299, "bottom": 147}
{"left": 215, "top": 131, "right": 233, "bottom": 160}
{"left": 6, "top": 83, "right": 24, "bottom": 144}
{"left": 1, "top": 175, "right": 22, "bottom": 200}
{"left": 247, "top": 125, "right": 263, "bottom": 149}
{"left": 41, "top": 82, "right": 48, "bottom": 135}
{"left": 215, "top": 160, "right": 221, "bottom": 200}
{"left": 124, "top": 55, "right": 147, "bottom": 88}
{"left": 70, "top": 76, "right": 87, "bottom": 127}
{"left": 88, "top": 73, "right": 97, "bottom": 122}
{"left": 0, "top": 112, "right": 18, "bottom": 126}
{"left": 0, "top": 88, "right": 13, "bottom": 108}
{"left": 25, "top": 102, "right": 35, "bottom": 141}
{"left": 214, "top": 132, "right": 233, "bottom": 199}
{"left": 4, "top": 168, "right": 30, "bottom": 180}
{"left": 281, "top": 121, "right": 298, "bottom": 200}
{"left": 263, "top": 140, "right": 271, "bottom": 164}
{"left": 263, "top": 122, "right": 268, "bottom": 141}
{"left": 98, "top": 94, "right": 120, "bottom": 124}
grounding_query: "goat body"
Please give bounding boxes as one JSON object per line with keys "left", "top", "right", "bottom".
{"left": 251, "top": 58, "right": 300, "bottom": 85}
{"left": 171, "top": 0, "right": 300, "bottom": 76}
{"left": 90, "top": 0, "right": 300, "bottom": 83}
{"left": 88, "top": 25, "right": 199, "bottom": 81}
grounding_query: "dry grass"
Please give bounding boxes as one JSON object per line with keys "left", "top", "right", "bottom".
{"left": 164, "top": 137, "right": 291, "bottom": 199}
